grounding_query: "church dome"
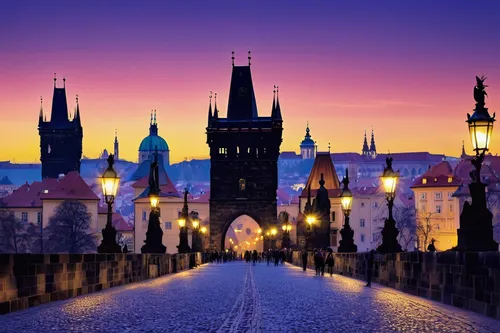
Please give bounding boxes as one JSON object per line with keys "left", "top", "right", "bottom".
{"left": 139, "top": 135, "right": 169, "bottom": 152}
{"left": 138, "top": 110, "right": 169, "bottom": 152}
{"left": 300, "top": 123, "right": 315, "bottom": 147}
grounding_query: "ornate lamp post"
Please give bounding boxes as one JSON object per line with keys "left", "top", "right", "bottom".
{"left": 270, "top": 228, "right": 277, "bottom": 249}
{"left": 338, "top": 169, "right": 357, "bottom": 253}
{"left": 141, "top": 151, "right": 166, "bottom": 254}
{"left": 280, "top": 211, "right": 292, "bottom": 249}
{"left": 177, "top": 189, "right": 192, "bottom": 253}
{"left": 305, "top": 215, "right": 316, "bottom": 250}
{"left": 458, "top": 76, "right": 498, "bottom": 251}
{"left": 376, "top": 157, "right": 402, "bottom": 253}
{"left": 98, "top": 155, "right": 122, "bottom": 253}
{"left": 190, "top": 212, "right": 201, "bottom": 252}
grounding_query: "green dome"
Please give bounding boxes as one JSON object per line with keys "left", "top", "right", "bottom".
{"left": 139, "top": 135, "right": 169, "bottom": 152}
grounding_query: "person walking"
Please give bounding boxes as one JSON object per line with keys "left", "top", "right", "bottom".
{"left": 366, "top": 249, "right": 376, "bottom": 287}
{"left": 314, "top": 249, "right": 324, "bottom": 276}
{"left": 325, "top": 249, "right": 335, "bottom": 277}
{"left": 427, "top": 239, "right": 436, "bottom": 252}
{"left": 301, "top": 249, "right": 308, "bottom": 271}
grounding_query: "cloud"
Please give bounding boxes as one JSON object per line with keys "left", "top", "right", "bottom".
{"left": 319, "top": 100, "right": 433, "bottom": 109}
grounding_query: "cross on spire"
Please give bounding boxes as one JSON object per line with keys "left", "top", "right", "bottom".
{"left": 248, "top": 50, "right": 251, "bottom": 66}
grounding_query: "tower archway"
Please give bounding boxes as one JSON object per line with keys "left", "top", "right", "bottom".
{"left": 223, "top": 215, "right": 264, "bottom": 253}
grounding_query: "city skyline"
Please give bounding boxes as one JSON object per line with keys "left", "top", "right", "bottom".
{"left": 1, "top": 1, "right": 500, "bottom": 163}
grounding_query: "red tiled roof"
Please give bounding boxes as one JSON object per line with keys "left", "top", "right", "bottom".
{"left": 301, "top": 153, "right": 340, "bottom": 197}
{"left": 453, "top": 155, "right": 500, "bottom": 181}
{"left": 41, "top": 172, "right": 99, "bottom": 201}
{"left": 352, "top": 186, "right": 381, "bottom": 197}
{"left": 2, "top": 178, "right": 59, "bottom": 208}
{"left": 411, "top": 161, "right": 460, "bottom": 189}
{"left": 132, "top": 171, "right": 179, "bottom": 197}
{"left": 193, "top": 192, "right": 210, "bottom": 203}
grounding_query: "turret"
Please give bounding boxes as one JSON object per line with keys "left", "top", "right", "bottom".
{"left": 207, "top": 92, "right": 213, "bottom": 127}
{"left": 362, "top": 130, "right": 369, "bottom": 156}
{"left": 369, "top": 129, "right": 377, "bottom": 157}
{"left": 74, "top": 95, "right": 81, "bottom": 128}
{"left": 271, "top": 85, "right": 282, "bottom": 121}
{"left": 114, "top": 129, "right": 119, "bottom": 160}
{"left": 38, "top": 96, "right": 44, "bottom": 127}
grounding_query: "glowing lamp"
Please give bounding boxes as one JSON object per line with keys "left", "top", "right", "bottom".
{"left": 286, "top": 224, "right": 292, "bottom": 232}
{"left": 381, "top": 160, "right": 399, "bottom": 199}
{"left": 149, "top": 194, "right": 159, "bottom": 208}
{"left": 340, "top": 188, "right": 353, "bottom": 216}
{"left": 257, "top": 228, "right": 262, "bottom": 234}
{"left": 178, "top": 218, "right": 186, "bottom": 228}
{"left": 200, "top": 226, "right": 207, "bottom": 234}
{"left": 271, "top": 228, "right": 277, "bottom": 236}
{"left": 101, "top": 156, "right": 120, "bottom": 203}
{"left": 282, "top": 225, "right": 286, "bottom": 231}
{"left": 468, "top": 117, "right": 494, "bottom": 154}
{"left": 306, "top": 215, "right": 316, "bottom": 226}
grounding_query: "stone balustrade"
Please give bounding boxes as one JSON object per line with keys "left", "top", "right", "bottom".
{"left": 0, "top": 252, "right": 202, "bottom": 315}
{"left": 291, "top": 251, "right": 500, "bottom": 319}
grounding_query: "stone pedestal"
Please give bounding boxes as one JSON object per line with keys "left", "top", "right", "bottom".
{"left": 141, "top": 211, "right": 166, "bottom": 254}
{"left": 457, "top": 182, "right": 498, "bottom": 251}
{"left": 338, "top": 223, "right": 358, "bottom": 253}
{"left": 177, "top": 229, "right": 191, "bottom": 254}
{"left": 376, "top": 218, "right": 402, "bottom": 253}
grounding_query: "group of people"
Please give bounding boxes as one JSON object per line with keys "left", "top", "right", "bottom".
{"left": 243, "top": 249, "right": 289, "bottom": 266}
{"left": 301, "top": 248, "right": 335, "bottom": 277}
{"left": 204, "top": 250, "right": 237, "bottom": 263}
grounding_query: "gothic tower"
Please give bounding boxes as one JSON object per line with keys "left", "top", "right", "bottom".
{"left": 207, "top": 52, "right": 283, "bottom": 250}
{"left": 38, "top": 77, "right": 83, "bottom": 179}
{"left": 114, "top": 129, "right": 119, "bottom": 160}
{"left": 362, "top": 130, "right": 369, "bottom": 156}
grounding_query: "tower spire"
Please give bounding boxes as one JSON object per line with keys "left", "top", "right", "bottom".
{"left": 271, "top": 86, "right": 276, "bottom": 115}
{"left": 114, "top": 129, "right": 119, "bottom": 160}
{"left": 63, "top": 77, "right": 66, "bottom": 88}
{"left": 214, "top": 92, "right": 219, "bottom": 119}
{"left": 461, "top": 140, "right": 467, "bottom": 158}
{"left": 273, "top": 85, "right": 282, "bottom": 120}
{"left": 154, "top": 109, "right": 157, "bottom": 124}
{"left": 362, "top": 130, "right": 369, "bottom": 155}
{"left": 369, "top": 128, "right": 377, "bottom": 156}
{"left": 231, "top": 51, "right": 235, "bottom": 66}
{"left": 150, "top": 110, "right": 153, "bottom": 125}
{"left": 207, "top": 91, "right": 213, "bottom": 126}
{"left": 248, "top": 50, "right": 251, "bottom": 66}
{"left": 53, "top": 73, "right": 57, "bottom": 87}
{"left": 38, "top": 96, "right": 44, "bottom": 126}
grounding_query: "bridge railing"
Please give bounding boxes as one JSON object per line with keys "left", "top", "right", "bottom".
{"left": 291, "top": 250, "right": 500, "bottom": 320}
{"left": 0, "top": 252, "right": 203, "bottom": 315}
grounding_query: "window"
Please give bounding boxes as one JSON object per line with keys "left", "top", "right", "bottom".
{"left": 37, "top": 212, "right": 42, "bottom": 225}
{"left": 372, "top": 202, "right": 378, "bottom": 209}
{"left": 448, "top": 192, "right": 453, "bottom": 200}
{"left": 219, "top": 147, "right": 227, "bottom": 156}
{"left": 142, "top": 210, "right": 147, "bottom": 221}
{"left": 372, "top": 233, "right": 381, "bottom": 242}
{"left": 361, "top": 202, "right": 365, "bottom": 208}
{"left": 420, "top": 193, "right": 427, "bottom": 200}
{"left": 360, "top": 219, "right": 365, "bottom": 227}
{"left": 21, "top": 212, "right": 28, "bottom": 223}
{"left": 263, "top": 148, "right": 267, "bottom": 154}
{"left": 236, "top": 146, "right": 240, "bottom": 155}
{"left": 331, "top": 211, "right": 335, "bottom": 222}
{"left": 436, "top": 205, "right": 442, "bottom": 213}
{"left": 422, "top": 178, "right": 427, "bottom": 184}
{"left": 360, "top": 234, "right": 365, "bottom": 242}
{"left": 449, "top": 204, "right": 453, "bottom": 213}
{"left": 448, "top": 177, "right": 453, "bottom": 183}
{"left": 165, "top": 222, "right": 172, "bottom": 230}
{"left": 435, "top": 192, "right": 442, "bottom": 200}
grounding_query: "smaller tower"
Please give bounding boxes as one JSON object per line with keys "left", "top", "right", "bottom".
{"left": 300, "top": 122, "right": 316, "bottom": 160}
{"left": 369, "top": 128, "right": 377, "bottom": 158}
{"left": 114, "top": 129, "right": 119, "bottom": 160}
{"left": 461, "top": 140, "right": 467, "bottom": 159}
{"left": 362, "top": 130, "right": 369, "bottom": 156}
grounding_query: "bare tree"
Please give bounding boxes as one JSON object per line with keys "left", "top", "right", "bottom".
{"left": 394, "top": 206, "right": 417, "bottom": 251}
{"left": 45, "top": 201, "right": 96, "bottom": 253}
{"left": 0, "top": 206, "right": 28, "bottom": 253}
{"left": 416, "top": 211, "right": 438, "bottom": 251}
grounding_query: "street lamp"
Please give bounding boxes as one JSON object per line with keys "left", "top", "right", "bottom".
{"left": 338, "top": 169, "right": 357, "bottom": 253}
{"left": 97, "top": 154, "right": 122, "bottom": 253}
{"left": 458, "top": 76, "right": 498, "bottom": 251}
{"left": 279, "top": 211, "right": 292, "bottom": 249}
{"left": 305, "top": 215, "right": 316, "bottom": 251}
{"left": 177, "top": 189, "right": 192, "bottom": 253}
{"left": 376, "top": 157, "right": 402, "bottom": 253}
{"left": 190, "top": 212, "right": 201, "bottom": 253}
{"left": 141, "top": 149, "right": 166, "bottom": 254}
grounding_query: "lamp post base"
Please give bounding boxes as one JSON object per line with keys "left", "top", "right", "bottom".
{"left": 177, "top": 229, "right": 191, "bottom": 253}
{"left": 282, "top": 234, "right": 291, "bottom": 249}
{"left": 97, "top": 224, "right": 122, "bottom": 253}
{"left": 141, "top": 211, "right": 166, "bottom": 254}
{"left": 338, "top": 225, "right": 358, "bottom": 253}
{"left": 376, "top": 218, "right": 402, "bottom": 254}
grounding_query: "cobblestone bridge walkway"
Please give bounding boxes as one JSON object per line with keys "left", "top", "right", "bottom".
{"left": 1, "top": 262, "right": 499, "bottom": 333}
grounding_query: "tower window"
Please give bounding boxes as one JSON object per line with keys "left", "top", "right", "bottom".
{"left": 219, "top": 147, "right": 227, "bottom": 156}
{"left": 239, "top": 178, "right": 246, "bottom": 191}
{"left": 237, "top": 146, "right": 240, "bottom": 155}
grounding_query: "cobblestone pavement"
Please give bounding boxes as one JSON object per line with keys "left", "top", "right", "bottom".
{"left": 1, "top": 262, "right": 499, "bottom": 333}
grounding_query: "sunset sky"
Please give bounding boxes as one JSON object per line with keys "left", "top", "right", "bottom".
{"left": 1, "top": 1, "right": 500, "bottom": 163}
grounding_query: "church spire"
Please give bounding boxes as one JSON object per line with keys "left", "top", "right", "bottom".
{"left": 207, "top": 91, "right": 213, "bottom": 127}
{"left": 114, "top": 129, "right": 119, "bottom": 160}
{"left": 461, "top": 140, "right": 467, "bottom": 158}
{"left": 362, "top": 130, "right": 369, "bottom": 155}
{"left": 369, "top": 128, "right": 377, "bottom": 157}
{"left": 149, "top": 110, "right": 158, "bottom": 136}
{"left": 271, "top": 87, "right": 276, "bottom": 115}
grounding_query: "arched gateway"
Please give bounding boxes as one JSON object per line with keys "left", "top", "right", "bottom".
{"left": 206, "top": 54, "right": 283, "bottom": 251}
